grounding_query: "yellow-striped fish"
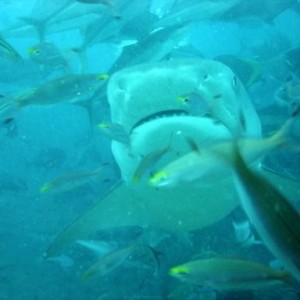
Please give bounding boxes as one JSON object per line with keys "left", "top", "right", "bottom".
{"left": 169, "top": 257, "right": 292, "bottom": 290}
{"left": 82, "top": 243, "right": 138, "bottom": 279}
{"left": 98, "top": 122, "right": 130, "bottom": 144}
{"left": 81, "top": 243, "right": 159, "bottom": 280}
{"left": 28, "top": 42, "right": 68, "bottom": 71}
{"left": 40, "top": 165, "right": 108, "bottom": 194}
{"left": 13, "top": 73, "right": 108, "bottom": 107}
{"left": 132, "top": 145, "right": 171, "bottom": 184}
{"left": 149, "top": 111, "right": 298, "bottom": 187}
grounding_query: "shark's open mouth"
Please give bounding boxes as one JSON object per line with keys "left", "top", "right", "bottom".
{"left": 107, "top": 59, "right": 262, "bottom": 182}
{"left": 131, "top": 109, "right": 189, "bottom": 132}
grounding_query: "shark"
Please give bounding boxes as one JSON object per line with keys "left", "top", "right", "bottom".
{"left": 46, "top": 59, "right": 300, "bottom": 257}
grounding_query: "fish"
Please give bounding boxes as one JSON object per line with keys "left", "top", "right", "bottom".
{"left": 232, "top": 208, "right": 262, "bottom": 247}
{"left": 0, "top": 99, "right": 19, "bottom": 126}
{"left": 0, "top": 173, "right": 27, "bottom": 194}
{"left": 0, "top": 73, "right": 108, "bottom": 124}
{"left": 169, "top": 257, "right": 293, "bottom": 291}
{"left": 81, "top": 243, "right": 157, "bottom": 279}
{"left": 81, "top": 243, "right": 138, "bottom": 279}
{"left": 75, "top": 0, "right": 121, "bottom": 19}
{"left": 132, "top": 144, "right": 172, "bottom": 184}
{"left": 109, "top": 25, "right": 188, "bottom": 74}
{"left": 216, "top": 55, "right": 262, "bottom": 88}
{"left": 5, "top": 0, "right": 118, "bottom": 41}
{"left": 40, "top": 165, "right": 108, "bottom": 194}
{"left": 0, "top": 36, "right": 22, "bottom": 61}
{"left": 149, "top": 110, "right": 298, "bottom": 187}
{"left": 11, "top": 73, "right": 108, "bottom": 107}
{"left": 16, "top": 1, "right": 75, "bottom": 41}
{"left": 98, "top": 122, "right": 130, "bottom": 144}
{"left": 27, "top": 41, "right": 69, "bottom": 72}
{"left": 75, "top": 0, "right": 114, "bottom": 6}
{"left": 46, "top": 254, "right": 74, "bottom": 269}
{"left": 0, "top": 117, "right": 18, "bottom": 138}
{"left": 69, "top": 0, "right": 152, "bottom": 72}
{"left": 44, "top": 59, "right": 300, "bottom": 258}
{"left": 77, "top": 239, "right": 116, "bottom": 255}
{"left": 275, "top": 79, "right": 300, "bottom": 106}
{"left": 153, "top": 0, "right": 241, "bottom": 29}
{"left": 225, "top": 139, "right": 300, "bottom": 282}
{"left": 177, "top": 92, "right": 210, "bottom": 117}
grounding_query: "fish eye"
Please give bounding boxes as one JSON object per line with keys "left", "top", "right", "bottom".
{"left": 182, "top": 97, "right": 190, "bottom": 103}
{"left": 177, "top": 270, "right": 188, "bottom": 276}
{"left": 34, "top": 49, "right": 41, "bottom": 55}
{"left": 177, "top": 96, "right": 190, "bottom": 104}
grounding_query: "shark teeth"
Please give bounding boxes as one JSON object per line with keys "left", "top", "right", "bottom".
{"left": 131, "top": 109, "right": 189, "bottom": 131}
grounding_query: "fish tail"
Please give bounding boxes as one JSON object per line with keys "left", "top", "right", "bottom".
{"left": 19, "top": 17, "right": 47, "bottom": 42}
{"left": 141, "top": 244, "right": 163, "bottom": 274}
{"left": 270, "top": 106, "right": 300, "bottom": 148}
{"left": 0, "top": 101, "right": 20, "bottom": 126}
{"left": 132, "top": 174, "right": 140, "bottom": 184}
{"left": 72, "top": 47, "right": 88, "bottom": 74}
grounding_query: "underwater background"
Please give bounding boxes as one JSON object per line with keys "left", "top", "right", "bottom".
{"left": 1, "top": 0, "right": 300, "bottom": 299}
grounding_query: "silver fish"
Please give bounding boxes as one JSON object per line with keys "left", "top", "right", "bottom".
{"left": 169, "top": 256, "right": 293, "bottom": 290}
{"left": 230, "top": 142, "right": 300, "bottom": 282}
{"left": 27, "top": 41, "right": 69, "bottom": 71}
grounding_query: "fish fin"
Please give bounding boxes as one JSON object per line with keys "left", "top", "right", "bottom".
{"left": 141, "top": 244, "right": 163, "bottom": 275}
{"left": 77, "top": 100, "right": 96, "bottom": 128}
{"left": 270, "top": 106, "right": 300, "bottom": 149}
{"left": 185, "top": 137, "right": 201, "bottom": 153}
{"left": 19, "top": 17, "right": 47, "bottom": 41}
{"left": 0, "top": 101, "right": 20, "bottom": 126}
{"left": 71, "top": 47, "right": 88, "bottom": 73}
{"left": 192, "top": 251, "right": 219, "bottom": 260}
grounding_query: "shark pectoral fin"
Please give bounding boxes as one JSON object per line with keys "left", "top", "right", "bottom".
{"left": 45, "top": 176, "right": 239, "bottom": 257}
{"left": 45, "top": 181, "right": 147, "bottom": 257}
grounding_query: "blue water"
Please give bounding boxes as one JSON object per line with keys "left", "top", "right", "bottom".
{"left": 1, "top": 1, "right": 300, "bottom": 299}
